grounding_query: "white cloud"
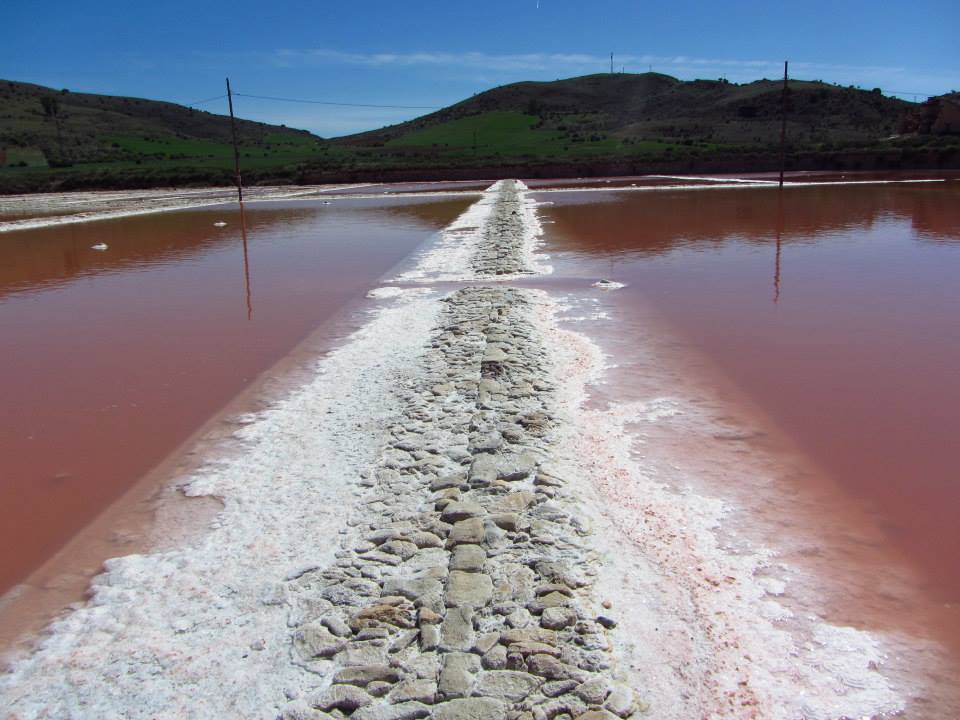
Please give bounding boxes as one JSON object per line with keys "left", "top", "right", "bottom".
{"left": 268, "top": 48, "right": 913, "bottom": 80}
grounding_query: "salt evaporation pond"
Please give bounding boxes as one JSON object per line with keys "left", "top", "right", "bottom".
{"left": 529, "top": 177, "right": 960, "bottom": 716}
{"left": 1, "top": 175, "right": 958, "bottom": 718}
{"left": 0, "top": 194, "right": 471, "bottom": 644}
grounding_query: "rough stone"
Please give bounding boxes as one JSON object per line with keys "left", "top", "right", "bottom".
{"left": 474, "top": 670, "right": 542, "bottom": 702}
{"left": 441, "top": 501, "right": 486, "bottom": 523}
{"left": 450, "top": 544, "right": 486, "bottom": 572}
{"left": 440, "top": 605, "right": 476, "bottom": 652}
{"left": 432, "top": 698, "right": 507, "bottom": 720}
{"left": 380, "top": 578, "right": 443, "bottom": 604}
{"left": 332, "top": 664, "right": 403, "bottom": 687}
{"left": 574, "top": 678, "right": 612, "bottom": 705}
{"left": 388, "top": 678, "right": 438, "bottom": 704}
{"left": 438, "top": 652, "right": 481, "bottom": 699}
{"left": 542, "top": 680, "right": 580, "bottom": 698}
{"left": 526, "top": 655, "right": 585, "bottom": 682}
{"left": 447, "top": 518, "right": 486, "bottom": 546}
{"left": 310, "top": 685, "right": 374, "bottom": 712}
{"left": 574, "top": 711, "right": 620, "bottom": 720}
{"left": 603, "top": 686, "right": 640, "bottom": 718}
{"left": 541, "top": 607, "right": 577, "bottom": 630}
{"left": 351, "top": 701, "right": 431, "bottom": 720}
{"left": 293, "top": 623, "right": 347, "bottom": 660}
{"left": 446, "top": 570, "right": 494, "bottom": 608}
{"left": 482, "top": 644, "right": 508, "bottom": 670}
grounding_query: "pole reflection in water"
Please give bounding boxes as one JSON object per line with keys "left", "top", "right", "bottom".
{"left": 239, "top": 201, "right": 253, "bottom": 320}
{"left": 773, "top": 187, "right": 784, "bottom": 303}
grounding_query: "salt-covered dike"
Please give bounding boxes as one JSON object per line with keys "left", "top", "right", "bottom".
{"left": 1, "top": 181, "right": 902, "bottom": 719}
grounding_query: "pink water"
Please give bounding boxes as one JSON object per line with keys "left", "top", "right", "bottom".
{"left": 0, "top": 196, "right": 469, "bottom": 597}
{"left": 535, "top": 179, "right": 960, "bottom": 713}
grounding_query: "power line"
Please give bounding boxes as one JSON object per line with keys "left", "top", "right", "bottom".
{"left": 184, "top": 93, "right": 228, "bottom": 107}
{"left": 233, "top": 92, "right": 440, "bottom": 110}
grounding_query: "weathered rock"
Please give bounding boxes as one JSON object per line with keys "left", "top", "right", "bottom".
{"left": 482, "top": 644, "right": 508, "bottom": 670}
{"left": 388, "top": 678, "right": 438, "bottom": 704}
{"left": 497, "top": 452, "right": 538, "bottom": 481}
{"left": 293, "top": 623, "right": 347, "bottom": 660}
{"left": 542, "top": 680, "right": 580, "bottom": 698}
{"left": 474, "top": 670, "right": 542, "bottom": 702}
{"left": 604, "top": 686, "right": 642, "bottom": 718}
{"left": 450, "top": 544, "right": 486, "bottom": 572}
{"left": 351, "top": 603, "right": 417, "bottom": 631}
{"left": 528, "top": 591, "right": 570, "bottom": 614}
{"left": 332, "top": 664, "right": 403, "bottom": 687}
{"left": 574, "top": 677, "right": 611, "bottom": 705}
{"left": 441, "top": 500, "right": 486, "bottom": 523}
{"left": 526, "top": 654, "right": 585, "bottom": 682}
{"left": 498, "top": 491, "right": 535, "bottom": 513}
{"left": 380, "top": 577, "right": 443, "bottom": 603}
{"left": 351, "top": 701, "right": 431, "bottom": 720}
{"left": 419, "top": 622, "right": 440, "bottom": 651}
{"left": 440, "top": 606, "right": 476, "bottom": 652}
{"left": 431, "top": 473, "right": 467, "bottom": 491}
{"left": 310, "top": 684, "right": 374, "bottom": 712}
{"left": 541, "top": 607, "right": 577, "bottom": 630}
{"left": 446, "top": 570, "right": 494, "bottom": 608}
{"left": 432, "top": 697, "right": 507, "bottom": 720}
{"left": 438, "top": 652, "right": 481, "bottom": 699}
{"left": 447, "top": 518, "right": 486, "bottom": 546}
{"left": 574, "top": 711, "right": 620, "bottom": 720}
{"left": 321, "top": 616, "right": 352, "bottom": 638}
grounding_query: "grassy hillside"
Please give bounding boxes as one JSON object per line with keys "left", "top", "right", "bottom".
{"left": 1, "top": 74, "right": 957, "bottom": 193}
{"left": 336, "top": 73, "right": 912, "bottom": 157}
{"left": 0, "top": 80, "right": 325, "bottom": 174}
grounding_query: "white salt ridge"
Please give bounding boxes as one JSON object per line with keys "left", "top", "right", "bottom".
{"left": 592, "top": 279, "right": 626, "bottom": 290}
{"left": 533, "top": 291, "right": 906, "bottom": 719}
{"left": 533, "top": 177, "right": 946, "bottom": 196}
{"left": 396, "top": 179, "right": 552, "bottom": 282}
{"left": 0, "top": 289, "right": 441, "bottom": 719}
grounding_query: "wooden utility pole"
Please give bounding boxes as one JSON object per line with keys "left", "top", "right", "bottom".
{"left": 779, "top": 61, "right": 788, "bottom": 188}
{"left": 226, "top": 77, "right": 243, "bottom": 202}
{"left": 610, "top": 53, "right": 614, "bottom": 74}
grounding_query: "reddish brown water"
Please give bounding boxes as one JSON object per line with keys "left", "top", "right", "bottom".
{"left": 0, "top": 196, "right": 470, "bottom": 596}
{"left": 535, "top": 181, "right": 960, "bottom": 707}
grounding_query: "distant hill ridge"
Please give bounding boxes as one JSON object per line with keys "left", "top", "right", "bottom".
{"left": 337, "top": 72, "right": 912, "bottom": 150}
{"left": 1, "top": 74, "right": 957, "bottom": 193}
{"left": 0, "top": 79, "right": 321, "bottom": 169}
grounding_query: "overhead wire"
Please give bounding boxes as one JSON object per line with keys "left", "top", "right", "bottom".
{"left": 233, "top": 92, "right": 440, "bottom": 110}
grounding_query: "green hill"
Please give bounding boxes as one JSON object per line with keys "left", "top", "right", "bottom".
{"left": 334, "top": 73, "right": 912, "bottom": 158}
{"left": 0, "top": 79, "right": 324, "bottom": 175}
{"left": 1, "top": 74, "right": 957, "bottom": 193}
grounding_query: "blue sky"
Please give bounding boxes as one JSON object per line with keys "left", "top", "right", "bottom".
{"left": 2, "top": 0, "right": 957, "bottom": 137}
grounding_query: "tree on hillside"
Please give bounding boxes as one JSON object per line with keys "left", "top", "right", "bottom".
{"left": 40, "top": 95, "right": 66, "bottom": 162}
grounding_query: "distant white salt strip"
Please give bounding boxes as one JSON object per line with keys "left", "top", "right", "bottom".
{"left": 592, "top": 279, "right": 626, "bottom": 290}
{"left": 647, "top": 174, "right": 779, "bottom": 184}
{"left": 0, "top": 184, "right": 375, "bottom": 233}
{"left": 396, "top": 179, "right": 551, "bottom": 283}
{"left": 528, "top": 290, "right": 905, "bottom": 720}
{"left": 0, "top": 289, "right": 441, "bottom": 719}
{"left": 533, "top": 177, "right": 946, "bottom": 195}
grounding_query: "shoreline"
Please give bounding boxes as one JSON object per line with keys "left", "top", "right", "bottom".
{"left": 0, "top": 178, "right": 934, "bottom": 717}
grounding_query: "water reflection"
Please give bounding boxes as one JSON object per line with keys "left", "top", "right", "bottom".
{"left": 0, "top": 196, "right": 471, "bottom": 594}
{"left": 542, "top": 182, "right": 960, "bottom": 256}
{"left": 240, "top": 202, "right": 253, "bottom": 320}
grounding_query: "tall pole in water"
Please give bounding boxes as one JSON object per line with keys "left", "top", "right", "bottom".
{"left": 226, "top": 77, "right": 243, "bottom": 203}
{"left": 779, "top": 61, "right": 788, "bottom": 188}
{"left": 610, "top": 53, "right": 614, "bottom": 74}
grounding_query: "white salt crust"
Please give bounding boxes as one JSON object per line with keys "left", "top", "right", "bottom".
{"left": 396, "top": 179, "right": 552, "bottom": 282}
